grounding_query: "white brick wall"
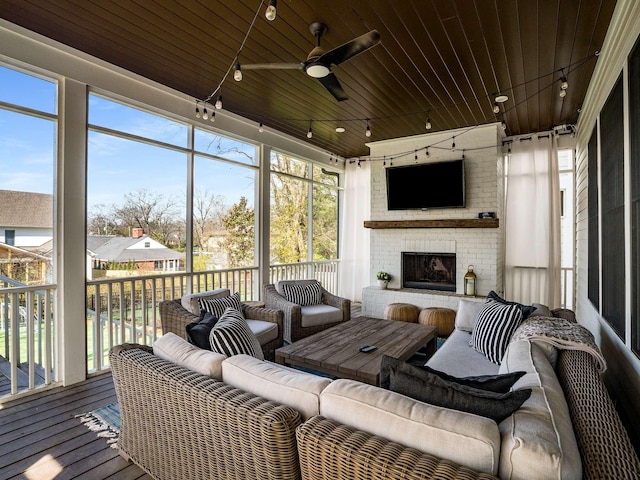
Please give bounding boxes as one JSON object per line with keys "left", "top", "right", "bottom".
{"left": 363, "top": 123, "right": 505, "bottom": 315}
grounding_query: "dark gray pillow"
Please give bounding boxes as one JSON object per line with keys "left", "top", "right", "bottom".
{"left": 488, "top": 290, "right": 536, "bottom": 318}
{"left": 380, "top": 356, "right": 531, "bottom": 423}
{"left": 410, "top": 364, "right": 526, "bottom": 394}
{"left": 185, "top": 311, "right": 218, "bottom": 350}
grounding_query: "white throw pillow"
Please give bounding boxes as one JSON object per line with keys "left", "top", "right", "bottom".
{"left": 153, "top": 332, "right": 226, "bottom": 380}
{"left": 455, "top": 298, "right": 485, "bottom": 332}
{"left": 181, "top": 288, "right": 230, "bottom": 315}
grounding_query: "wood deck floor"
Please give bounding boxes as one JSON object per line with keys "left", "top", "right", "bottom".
{"left": 0, "top": 372, "right": 151, "bottom": 480}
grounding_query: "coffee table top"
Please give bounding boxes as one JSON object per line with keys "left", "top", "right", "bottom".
{"left": 275, "top": 317, "right": 437, "bottom": 385}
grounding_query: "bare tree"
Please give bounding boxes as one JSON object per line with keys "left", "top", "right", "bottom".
{"left": 193, "top": 189, "right": 226, "bottom": 252}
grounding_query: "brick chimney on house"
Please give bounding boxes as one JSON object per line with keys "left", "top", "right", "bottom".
{"left": 131, "top": 227, "right": 144, "bottom": 238}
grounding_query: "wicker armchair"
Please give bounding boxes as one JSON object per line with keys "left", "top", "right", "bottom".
{"left": 263, "top": 280, "right": 350, "bottom": 343}
{"left": 159, "top": 298, "right": 284, "bottom": 361}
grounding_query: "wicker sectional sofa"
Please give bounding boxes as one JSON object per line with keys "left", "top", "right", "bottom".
{"left": 110, "top": 305, "right": 640, "bottom": 480}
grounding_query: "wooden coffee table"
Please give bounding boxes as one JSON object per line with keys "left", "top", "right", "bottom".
{"left": 275, "top": 317, "right": 437, "bottom": 386}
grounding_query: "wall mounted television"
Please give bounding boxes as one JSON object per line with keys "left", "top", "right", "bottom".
{"left": 386, "top": 159, "right": 465, "bottom": 210}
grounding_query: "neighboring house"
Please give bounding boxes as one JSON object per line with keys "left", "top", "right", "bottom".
{"left": 0, "top": 190, "right": 53, "bottom": 284}
{"left": 87, "top": 230, "right": 184, "bottom": 277}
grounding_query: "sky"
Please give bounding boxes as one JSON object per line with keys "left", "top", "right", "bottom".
{"left": 0, "top": 65, "right": 257, "bottom": 213}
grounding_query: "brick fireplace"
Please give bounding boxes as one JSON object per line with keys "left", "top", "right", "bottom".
{"left": 361, "top": 124, "right": 505, "bottom": 318}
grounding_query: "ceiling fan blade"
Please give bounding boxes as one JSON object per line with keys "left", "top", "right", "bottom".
{"left": 317, "top": 30, "right": 380, "bottom": 66}
{"left": 318, "top": 72, "right": 348, "bottom": 101}
{"left": 242, "top": 63, "right": 303, "bottom": 70}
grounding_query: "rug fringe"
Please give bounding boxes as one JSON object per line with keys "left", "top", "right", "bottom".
{"left": 76, "top": 411, "right": 119, "bottom": 448}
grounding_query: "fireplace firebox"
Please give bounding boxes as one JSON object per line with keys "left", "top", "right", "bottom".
{"left": 402, "top": 252, "right": 456, "bottom": 291}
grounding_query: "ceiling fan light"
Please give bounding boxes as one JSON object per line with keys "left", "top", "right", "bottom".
{"left": 265, "top": 0, "right": 277, "bottom": 21}
{"left": 306, "top": 63, "right": 330, "bottom": 78}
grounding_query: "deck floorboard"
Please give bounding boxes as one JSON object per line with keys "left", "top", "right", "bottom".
{"left": 0, "top": 372, "right": 150, "bottom": 479}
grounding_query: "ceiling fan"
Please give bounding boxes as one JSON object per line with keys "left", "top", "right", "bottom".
{"left": 243, "top": 22, "right": 380, "bottom": 101}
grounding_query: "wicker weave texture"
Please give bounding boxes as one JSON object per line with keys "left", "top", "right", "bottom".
{"left": 110, "top": 344, "right": 302, "bottom": 480}
{"left": 263, "top": 283, "right": 350, "bottom": 343}
{"left": 296, "top": 416, "right": 498, "bottom": 480}
{"left": 158, "top": 299, "right": 284, "bottom": 361}
{"left": 557, "top": 349, "right": 640, "bottom": 480}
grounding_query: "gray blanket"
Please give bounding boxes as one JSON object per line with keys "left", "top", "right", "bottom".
{"left": 511, "top": 316, "right": 607, "bottom": 372}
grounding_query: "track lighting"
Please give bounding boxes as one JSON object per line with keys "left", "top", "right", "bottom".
{"left": 265, "top": 0, "right": 277, "bottom": 21}
{"left": 195, "top": 102, "right": 201, "bottom": 118}
{"left": 425, "top": 116, "right": 432, "bottom": 130}
{"left": 493, "top": 103, "right": 500, "bottom": 114}
{"left": 234, "top": 63, "right": 242, "bottom": 81}
{"left": 202, "top": 106, "right": 209, "bottom": 120}
{"left": 365, "top": 120, "right": 371, "bottom": 137}
{"left": 215, "top": 95, "right": 223, "bottom": 109}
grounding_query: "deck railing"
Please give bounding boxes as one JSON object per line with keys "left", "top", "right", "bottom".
{"left": 0, "top": 280, "right": 56, "bottom": 398}
{"left": 86, "top": 260, "right": 339, "bottom": 372}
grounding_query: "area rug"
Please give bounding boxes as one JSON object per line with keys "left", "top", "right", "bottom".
{"left": 77, "top": 402, "right": 120, "bottom": 448}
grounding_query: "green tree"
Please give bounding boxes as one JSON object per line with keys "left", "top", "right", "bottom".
{"left": 219, "top": 196, "right": 254, "bottom": 267}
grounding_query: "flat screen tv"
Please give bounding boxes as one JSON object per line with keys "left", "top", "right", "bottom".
{"left": 386, "top": 159, "right": 465, "bottom": 210}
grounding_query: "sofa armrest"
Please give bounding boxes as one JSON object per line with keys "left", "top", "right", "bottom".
{"left": 321, "top": 287, "right": 351, "bottom": 322}
{"left": 296, "top": 416, "right": 498, "bottom": 480}
{"left": 110, "top": 345, "right": 303, "bottom": 480}
{"left": 557, "top": 350, "right": 640, "bottom": 479}
{"left": 159, "top": 299, "right": 198, "bottom": 341}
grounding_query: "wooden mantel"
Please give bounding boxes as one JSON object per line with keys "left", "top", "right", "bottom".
{"left": 364, "top": 218, "right": 499, "bottom": 229}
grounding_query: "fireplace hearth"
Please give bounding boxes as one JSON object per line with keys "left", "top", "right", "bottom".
{"left": 402, "top": 252, "right": 456, "bottom": 292}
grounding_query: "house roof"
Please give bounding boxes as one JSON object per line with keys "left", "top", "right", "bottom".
{"left": 88, "top": 235, "right": 183, "bottom": 263}
{"left": 0, "top": 190, "right": 53, "bottom": 228}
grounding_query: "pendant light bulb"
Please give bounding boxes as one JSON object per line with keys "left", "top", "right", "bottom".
{"left": 202, "top": 106, "right": 209, "bottom": 120}
{"left": 259, "top": 122, "right": 264, "bottom": 133}
{"left": 493, "top": 103, "right": 500, "bottom": 114}
{"left": 451, "top": 138, "right": 456, "bottom": 152}
{"left": 561, "top": 77, "right": 568, "bottom": 90}
{"left": 559, "top": 89, "right": 567, "bottom": 98}
{"left": 365, "top": 120, "right": 371, "bottom": 138}
{"left": 210, "top": 110, "right": 216, "bottom": 122}
{"left": 215, "top": 95, "right": 223, "bottom": 109}
{"left": 425, "top": 116, "right": 432, "bottom": 130}
{"left": 234, "top": 63, "right": 242, "bottom": 82}
{"left": 265, "top": 0, "right": 277, "bottom": 21}
{"left": 195, "top": 102, "right": 201, "bottom": 118}
{"left": 307, "top": 127, "right": 313, "bottom": 139}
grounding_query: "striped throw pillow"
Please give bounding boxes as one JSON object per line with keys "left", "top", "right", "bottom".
{"left": 199, "top": 292, "right": 243, "bottom": 319}
{"left": 209, "top": 307, "right": 264, "bottom": 360}
{"left": 471, "top": 300, "right": 523, "bottom": 364}
{"left": 281, "top": 282, "right": 322, "bottom": 306}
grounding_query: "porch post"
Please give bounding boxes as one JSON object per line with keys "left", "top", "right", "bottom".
{"left": 56, "top": 78, "right": 88, "bottom": 385}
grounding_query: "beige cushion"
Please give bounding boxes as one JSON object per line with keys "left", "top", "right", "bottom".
{"left": 222, "top": 354, "right": 332, "bottom": 420}
{"left": 319, "top": 379, "right": 501, "bottom": 475}
{"left": 498, "top": 339, "right": 582, "bottom": 479}
{"left": 246, "top": 319, "right": 279, "bottom": 345}
{"left": 153, "top": 332, "right": 225, "bottom": 380}
{"left": 427, "top": 329, "right": 499, "bottom": 377}
{"left": 454, "top": 298, "right": 485, "bottom": 332}
{"left": 181, "top": 288, "right": 231, "bottom": 315}
{"left": 300, "top": 304, "right": 343, "bottom": 327}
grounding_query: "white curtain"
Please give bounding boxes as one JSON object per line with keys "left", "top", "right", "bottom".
{"left": 338, "top": 161, "right": 370, "bottom": 302}
{"left": 504, "top": 135, "right": 561, "bottom": 307}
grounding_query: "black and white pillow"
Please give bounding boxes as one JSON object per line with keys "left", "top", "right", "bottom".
{"left": 199, "top": 292, "right": 243, "bottom": 319}
{"left": 209, "top": 307, "right": 264, "bottom": 360}
{"left": 281, "top": 282, "right": 322, "bottom": 306}
{"left": 471, "top": 300, "right": 523, "bottom": 364}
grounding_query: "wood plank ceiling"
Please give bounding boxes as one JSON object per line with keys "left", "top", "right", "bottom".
{"left": 0, "top": 0, "right": 616, "bottom": 158}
